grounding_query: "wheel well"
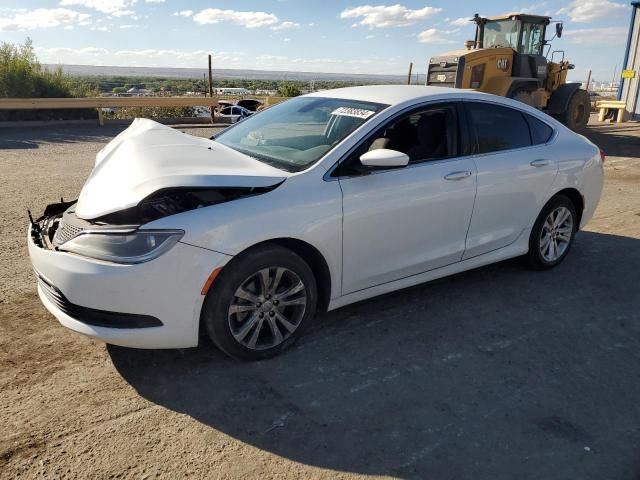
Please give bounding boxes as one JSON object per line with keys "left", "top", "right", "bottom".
{"left": 235, "top": 238, "right": 332, "bottom": 312}
{"left": 554, "top": 188, "right": 584, "bottom": 227}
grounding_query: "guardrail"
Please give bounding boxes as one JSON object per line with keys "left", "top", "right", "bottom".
{"left": 0, "top": 96, "right": 287, "bottom": 126}
{"left": 595, "top": 99, "right": 626, "bottom": 123}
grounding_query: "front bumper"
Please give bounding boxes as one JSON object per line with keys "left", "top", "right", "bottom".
{"left": 28, "top": 224, "right": 231, "bottom": 349}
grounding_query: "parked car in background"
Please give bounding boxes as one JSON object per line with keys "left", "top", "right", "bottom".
{"left": 217, "top": 105, "right": 252, "bottom": 123}
{"left": 237, "top": 99, "right": 263, "bottom": 112}
{"left": 28, "top": 86, "right": 604, "bottom": 360}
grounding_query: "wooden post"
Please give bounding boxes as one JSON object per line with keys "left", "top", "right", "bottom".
{"left": 208, "top": 54, "right": 214, "bottom": 123}
{"left": 585, "top": 69, "right": 592, "bottom": 92}
{"left": 96, "top": 108, "right": 104, "bottom": 127}
{"left": 407, "top": 62, "right": 413, "bottom": 85}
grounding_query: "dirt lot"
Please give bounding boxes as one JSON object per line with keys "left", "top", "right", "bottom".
{"left": 1, "top": 118, "right": 639, "bottom": 479}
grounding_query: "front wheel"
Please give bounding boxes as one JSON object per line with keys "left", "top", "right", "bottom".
{"left": 527, "top": 195, "right": 578, "bottom": 270}
{"left": 201, "top": 245, "right": 317, "bottom": 360}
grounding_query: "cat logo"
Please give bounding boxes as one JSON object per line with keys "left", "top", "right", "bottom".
{"left": 497, "top": 58, "right": 510, "bottom": 72}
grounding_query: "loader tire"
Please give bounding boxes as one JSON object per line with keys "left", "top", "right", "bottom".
{"left": 510, "top": 89, "right": 535, "bottom": 107}
{"left": 559, "top": 89, "right": 590, "bottom": 131}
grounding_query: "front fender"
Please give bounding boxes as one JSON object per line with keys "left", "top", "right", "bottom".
{"left": 145, "top": 172, "right": 343, "bottom": 300}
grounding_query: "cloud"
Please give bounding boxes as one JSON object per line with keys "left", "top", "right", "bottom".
{"left": 340, "top": 4, "right": 442, "bottom": 29}
{"left": 37, "top": 46, "right": 107, "bottom": 55}
{"left": 173, "top": 10, "right": 193, "bottom": 17}
{"left": 145, "top": 0, "right": 164, "bottom": 2}
{"left": 564, "top": 26, "right": 628, "bottom": 44}
{"left": 515, "top": 2, "right": 550, "bottom": 14}
{"left": 119, "top": 24, "right": 136, "bottom": 29}
{"left": 557, "top": 0, "right": 627, "bottom": 22}
{"left": 192, "top": 8, "right": 279, "bottom": 28}
{"left": 270, "top": 21, "right": 300, "bottom": 31}
{"left": 417, "top": 28, "right": 456, "bottom": 44}
{"left": 0, "top": 8, "right": 91, "bottom": 31}
{"left": 448, "top": 16, "right": 470, "bottom": 26}
{"left": 36, "top": 46, "right": 246, "bottom": 68}
{"left": 59, "top": 0, "right": 137, "bottom": 17}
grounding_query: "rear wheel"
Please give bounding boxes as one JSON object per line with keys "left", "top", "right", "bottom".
{"left": 559, "top": 89, "right": 590, "bottom": 131}
{"left": 527, "top": 195, "right": 578, "bottom": 270}
{"left": 202, "top": 245, "right": 317, "bottom": 360}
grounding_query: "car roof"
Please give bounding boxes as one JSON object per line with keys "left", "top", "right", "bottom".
{"left": 305, "top": 85, "right": 489, "bottom": 106}
{"left": 302, "top": 84, "right": 563, "bottom": 129}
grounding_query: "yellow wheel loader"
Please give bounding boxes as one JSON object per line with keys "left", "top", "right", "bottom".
{"left": 426, "top": 13, "right": 590, "bottom": 130}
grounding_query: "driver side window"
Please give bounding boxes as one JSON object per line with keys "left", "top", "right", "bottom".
{"left": 337, "top": 103, "right": 458, "bottom": 176}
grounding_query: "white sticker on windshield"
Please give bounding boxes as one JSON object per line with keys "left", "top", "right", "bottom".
{"left": 331, "top": 107, "right": 375, "bottom": 120}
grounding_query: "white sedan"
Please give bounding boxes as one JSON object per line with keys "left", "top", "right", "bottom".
{"left": 216, "top": 105, "right": 252, "bottom": 123}
{"left": 28, "top": 86, "right": 604, "bottom": 360}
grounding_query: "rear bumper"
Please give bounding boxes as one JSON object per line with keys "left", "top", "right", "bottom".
{"left": 28, "top": 226, "right": 231, "bottom": 349}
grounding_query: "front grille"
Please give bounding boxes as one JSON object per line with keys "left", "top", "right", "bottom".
{"left": 37, "top": 275, "right": 163, "bottom": 329}
{"left": 53, "top": 220, "right": 83, "bottom": 246}
{"left": 427, "top": 65, "right": 458, "bottom": 88}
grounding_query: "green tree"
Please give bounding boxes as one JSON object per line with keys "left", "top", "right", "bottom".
{"left": 278, "top": 82, "right": 302, "bottom": 97}
{"left": 112, "top": 86, "right": 127, "bottom": 94}
{"left": 0, "top": 38, "right": 39, "bottom": 97}
{"left": 0, "top": 39, "right": 97, "bottom": 120}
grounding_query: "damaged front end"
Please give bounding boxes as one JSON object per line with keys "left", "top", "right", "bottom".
{"left": 29, "top": 199, "right": 78, "bottom": 250}
{"left": 30, "top": 184, "right": 280, "bottom": 254}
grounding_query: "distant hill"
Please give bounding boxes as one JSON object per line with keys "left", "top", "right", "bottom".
{"left": 44, "top": 64, "right": 426, "bottom": 84}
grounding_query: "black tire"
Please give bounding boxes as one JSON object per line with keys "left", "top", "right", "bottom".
{"left": 527, "top": 194, "right": 578, "bottom": 270}
{"left": 201, "top": 244, "right": 317, "bottom": 361}
{"left": 510, "top": 89, "right": 535, "bottom": 107}
{"left": 559, "top": 89, "right": 590, "bottom": 131}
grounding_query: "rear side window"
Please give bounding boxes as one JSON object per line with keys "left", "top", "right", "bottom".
{"left": 525, "top": 114, "right": 553, "bottom": 145}
{"left": 466, "top": 102, "right": 531, "bottom": 154}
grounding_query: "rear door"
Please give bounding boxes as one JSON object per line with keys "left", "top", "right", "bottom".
{"left": 462, "top": 101, "right": 558, "bottom": 259}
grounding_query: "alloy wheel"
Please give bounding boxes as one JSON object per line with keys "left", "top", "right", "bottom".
{"left": 228, "top": 267, "right": 307, "bottom": 350}
{"left": 539, "top": 206, "right": 574, "bottom": 262}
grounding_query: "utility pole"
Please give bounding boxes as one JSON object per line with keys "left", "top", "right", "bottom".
{"left": 585, "top": 69, "right": 592, "bottom": 92}
{"left": 407, "top": 62, "right": 413, "bottom": 85}
{"left": 208, "top": 54, "right": 214, "bottom": 123}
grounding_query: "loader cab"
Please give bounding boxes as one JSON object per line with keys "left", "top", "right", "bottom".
{"left": 475, "top": 14, "right": 550, "bottom": 55}
{"left": 474, "top": 14, "right": 553, "bottom": 82}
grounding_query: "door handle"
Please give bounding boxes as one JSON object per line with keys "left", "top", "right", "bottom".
{"left": 444, "top": 170, "right": 472, "bottom": 181}
{"left": 530, "top": 159, "right": 551, "bottom": 167}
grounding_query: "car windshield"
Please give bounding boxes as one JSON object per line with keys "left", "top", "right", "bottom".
{"left": 213, "top": 97, "right": 388, "bottom": 172}
{"left": 483, "top": 19, "right": 519, "bottom": 49}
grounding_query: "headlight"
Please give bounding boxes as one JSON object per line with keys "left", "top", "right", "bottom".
{"left": 59, "top": 229, "right": 184, "bottom": 264}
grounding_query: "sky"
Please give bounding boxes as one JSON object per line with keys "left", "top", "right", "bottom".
{"left": 0, "top": 0, "right": 634, "bottom": 82}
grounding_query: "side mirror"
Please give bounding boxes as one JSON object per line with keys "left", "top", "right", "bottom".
{"left": 555, "top": 22, "right": 563, "bottom": 38}
{"left": 360, "top": 149, "right": 409, "bottom": 168}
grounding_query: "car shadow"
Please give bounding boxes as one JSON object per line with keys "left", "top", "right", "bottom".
{"left": 108, "top": 231, "right": 640, "bottom": 478}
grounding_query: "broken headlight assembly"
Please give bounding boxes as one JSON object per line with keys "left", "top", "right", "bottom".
{"left": 58, "top": 229, "right": 184, "bottom": 264}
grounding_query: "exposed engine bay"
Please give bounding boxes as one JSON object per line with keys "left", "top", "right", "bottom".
{"left": 30, "top": 184, "right": 280, "bottom": 251}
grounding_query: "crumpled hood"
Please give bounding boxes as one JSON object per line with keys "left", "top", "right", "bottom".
{"left": 75, "top": 118, "right": 288, "bottom": 220}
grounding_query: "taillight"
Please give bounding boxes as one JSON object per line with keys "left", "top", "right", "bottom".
{"left": 600, "top": 150, "right": 606, "bottom": 163}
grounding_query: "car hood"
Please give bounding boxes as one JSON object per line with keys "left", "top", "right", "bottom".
{"left": 75, "top": 118, "right": 288, "bottom": 220}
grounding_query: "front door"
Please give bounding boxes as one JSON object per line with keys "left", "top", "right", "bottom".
{"left": 338, "top": 103, "right": 477, "bottom": 294}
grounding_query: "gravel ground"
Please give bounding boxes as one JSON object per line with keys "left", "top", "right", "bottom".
{"left": 0, "top": 118, "right": 639, "bottom": 479}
